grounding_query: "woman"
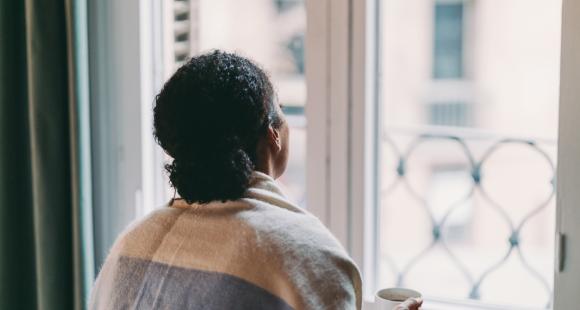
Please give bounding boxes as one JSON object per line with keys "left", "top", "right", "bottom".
{"left": 89, "top": 51, "right": 421, "bottom": 310}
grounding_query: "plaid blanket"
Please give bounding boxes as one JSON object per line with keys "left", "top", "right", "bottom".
{"left": 89, "top": 172, "right": 362, "bottom": 309}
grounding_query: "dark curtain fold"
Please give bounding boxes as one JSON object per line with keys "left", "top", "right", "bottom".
{"left": 0, "top": 1, "right": 37, "bottom": 308}
{"left": 0, "top": 0, "right": 92, "bottom": 309}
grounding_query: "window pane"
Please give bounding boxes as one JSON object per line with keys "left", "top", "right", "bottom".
{"left": 433, "top": 3, "right": 464, "bottom": 79}
{"left": 163, "top": 0, "right": 307, "bottom": 205}
{"left": 379, "top": 0, "right": 561, "bottom": 308}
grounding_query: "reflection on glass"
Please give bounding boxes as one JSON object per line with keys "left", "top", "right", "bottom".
{"left": 379, "top": 0, "right": 561, "bottom": 308}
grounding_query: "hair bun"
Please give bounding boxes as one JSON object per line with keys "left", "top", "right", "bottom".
{"left": 167, "top": 148, "right": 254, "bottom": 204}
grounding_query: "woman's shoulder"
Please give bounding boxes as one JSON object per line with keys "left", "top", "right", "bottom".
{"left": 237, "top": 198, "right": 363, "bottom": 309}
{"left": 108, "top": 206, "right": 187, "bottom": 255}
{"left": 237, "top": 195, "right": 347, "bottom": 258}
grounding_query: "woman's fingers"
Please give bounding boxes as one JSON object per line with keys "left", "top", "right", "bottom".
{"left": 393, "top": 297, "right": 423, "bottom": 310}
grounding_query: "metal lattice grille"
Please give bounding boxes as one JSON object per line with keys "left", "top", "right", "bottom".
{"left": 381, "top": 129, "right": 556, "bottom": 308}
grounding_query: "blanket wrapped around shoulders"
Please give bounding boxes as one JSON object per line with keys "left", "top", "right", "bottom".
{"left": 89, "top": 172, "right": 362, "bottom": 310}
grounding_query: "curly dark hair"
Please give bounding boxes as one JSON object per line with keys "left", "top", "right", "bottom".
{"left": 153, "top": 50, "right": 282, "bottom": 204}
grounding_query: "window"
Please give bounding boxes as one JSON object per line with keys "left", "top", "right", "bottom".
{"left": 161, "top": 0, "right": 307, "bottom": 206}
{"left": 379, "top": 0, "right": 562, "bottom": 307}
{"left": 273, "top": 0, "right": 301, "bottom": 13}
{"left": 429, "top": 102, "right": 471, "bottom": 127}
{"left": 90, "top": 1, "right": 578, "bottom": 308}
{"left": 433, "top": 3, "right": 464, "bottom": 79}
{"left": 89, "top": 0, "right": 307, "bottom": 269}
{"left": 429, "top": 2, "right": 472, "bottom": 127}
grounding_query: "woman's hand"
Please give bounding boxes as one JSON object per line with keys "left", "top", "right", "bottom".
{"left": 393, "top": 297, "right": 423, "bottom": 310}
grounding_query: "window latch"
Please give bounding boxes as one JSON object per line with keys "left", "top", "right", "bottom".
{"left": 558, "top": 232, "right": 567, "bottom": 272}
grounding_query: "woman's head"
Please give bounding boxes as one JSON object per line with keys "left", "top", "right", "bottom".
{"left": 154, "top": 50, "right": 289, "bottom": 204}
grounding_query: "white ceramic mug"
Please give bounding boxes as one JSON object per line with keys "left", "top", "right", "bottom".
{"left": 375, "top": 287, "right": 422, "bottom": 309}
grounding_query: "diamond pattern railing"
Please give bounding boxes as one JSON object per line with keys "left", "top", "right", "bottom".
{"left": 381, "top": 128, "right": 556, "bottom": 308}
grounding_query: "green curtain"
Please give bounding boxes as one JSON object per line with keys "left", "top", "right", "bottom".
{"left": 0, "top": 0, "right": 94, "bottom": 309}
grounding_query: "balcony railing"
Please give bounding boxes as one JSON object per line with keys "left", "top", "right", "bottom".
{"left": 381, "top": 126, "right": 556, "bottom": 308}
{"left": 280, "top": 115, "right": 556, "bottom": 307}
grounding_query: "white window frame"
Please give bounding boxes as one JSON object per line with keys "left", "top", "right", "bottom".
{"left": 307, "top": 0, "right": 580, "bottom": 309}
{"left": 88, "top": 0, "right": 167, "bottom": 267}
{"left": 305, "top": 0, "right": 380, "bottom": 306}
{"left": 554, "top": 0, "right": 580, "bottom": 308}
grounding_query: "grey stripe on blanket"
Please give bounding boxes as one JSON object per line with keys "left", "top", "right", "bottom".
{"left": 111, "top": 256, "right": 293, "bottom": 310}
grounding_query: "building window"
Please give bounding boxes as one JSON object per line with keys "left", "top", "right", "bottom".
{"left": 285, "top": 34, "right": 305, "bottom": 74}
{"left": 433, "top": 3, "right": 464, "bottom": 79}
{"left": 273, "top": 0, "right": 301, "bottom": 14}
{"left": 429, "top": 101, "right": 471, "bottom": 127}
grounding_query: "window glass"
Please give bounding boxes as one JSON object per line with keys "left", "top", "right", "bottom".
{"left": 433, "top": 3, "right": 464, "bottom": 79}
{"left": 379, "top": 0, "right": 561, "bottom": 307}
{"left": 163, "top": 0, "right": 307, "bottom": 205}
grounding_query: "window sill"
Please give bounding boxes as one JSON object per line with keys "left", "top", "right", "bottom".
{"left": 424, "top": 297, "right": 546, "bottom": 310}
{"left": 364, "top": 296, "right": 547, "bottom": 310}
